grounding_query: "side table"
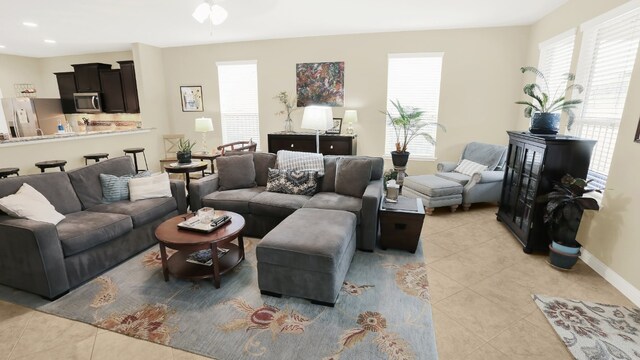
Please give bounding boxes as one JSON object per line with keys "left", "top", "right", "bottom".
{"left": 164, "top": 161, "right": 208, "bottom": 187}
{"left": 191, "top": 152, "right": 220, "bottom": 174}
{"left": 379, "top": 196, "right": 425, "bottom": 253}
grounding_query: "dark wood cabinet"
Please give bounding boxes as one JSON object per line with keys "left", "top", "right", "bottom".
{"left": 54, "top": 72, "right": 77, "bottom": 114}
{"left": 72, "top": 63, "right": 111, "bottom": 92}
{"left": 99, "top": 70, "right": 126, "bottom": 113}
{"left": 268, "top": 133, "right": 357, "bottom": 155}
{"left": 497, "top": 131, "right": 596, "bottom": 253}
{"left": 117, "top": 61, "right": 140, "bottom": 113}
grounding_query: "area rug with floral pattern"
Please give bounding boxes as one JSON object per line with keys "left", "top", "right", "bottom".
{"left": 533, "top": 294, "right": 640, "bottom": 360}
{"left": 12, "top": 238, "right": 436, "bottom": 360}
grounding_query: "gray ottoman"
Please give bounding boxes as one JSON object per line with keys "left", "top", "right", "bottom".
{"left": 256, "top": 208, "right": 357, "bottom": 306}
{"left": 402, "top": 175, "right": 463, "bottom": 215}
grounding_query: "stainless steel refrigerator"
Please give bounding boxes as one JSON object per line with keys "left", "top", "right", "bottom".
{"left": 1, "top": 98, "right": 66, "bottom": 137}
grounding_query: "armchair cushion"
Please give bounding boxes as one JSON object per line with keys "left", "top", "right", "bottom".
{"left": 435, "top": 172, "right": 471, "bottom": 186}
{"left": 454, "top": 159, "right": 488, "bottom": 176}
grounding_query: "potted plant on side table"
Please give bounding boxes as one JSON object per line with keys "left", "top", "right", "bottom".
{"left": 537, "top": 174, "right": 601, "bottom": 270}
{"left": 515, "top": 66, "right": 584, "bottom": 134}
{"left": 176, "top": 138, "right": 196, "bottom": 164}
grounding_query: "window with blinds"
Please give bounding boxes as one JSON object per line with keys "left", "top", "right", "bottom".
{"left": 384, "top": 53, "right": 443, "bottom": 158}
{"left": 537, "top": 29, "right": 576, "bottom": 102}
{"left": 216, "top": 61, "right": 261, "bottom": 149}
{"left": 572, "top": 3, "right": 640, "bottom": 180}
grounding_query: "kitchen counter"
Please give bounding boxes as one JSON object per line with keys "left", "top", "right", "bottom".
{"left": 0, "top": 128, "right": 152, "bottom": 147}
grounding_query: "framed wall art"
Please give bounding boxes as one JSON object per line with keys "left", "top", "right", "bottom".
{"left": 635, "top": 116, "right": 640, "bottom": 143}
{"left": 325, "top": 118, "right": 343, "bottom": 134}
{"left": 180, "top": 86, "right": 203, "bottom": 112}
{"left": 296, "top": 62, "right": 344, "bottom": 107}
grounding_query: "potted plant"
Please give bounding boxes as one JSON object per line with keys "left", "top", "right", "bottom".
{"left": 176, "top": 138, "right": 196, "bottom": 164}
{"left": 515, "top": 66, "right": 584, "bottom": 134}
{"left": 274, "top": 91, "right": 297, "bottom": 133}
{"left": 383, "top": 99, "right": 444, "bottom": 167}
{"left": 537, "top": 174, "right": 600, "bottom": 269}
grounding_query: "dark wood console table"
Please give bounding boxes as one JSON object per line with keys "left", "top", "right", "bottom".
{"left": 268, "top": 132, "right": 357, "bottom": 155}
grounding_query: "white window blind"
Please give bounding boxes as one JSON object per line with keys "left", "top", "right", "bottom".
{"left": 537, "top": 29, "right": 576, "bottom": 102}
{"left": 216, "top": 61, "right": 261, "bottom": 149}
{"left": 572, "top": 4, "right": 640, "bottom": 178}
{"left": 385, "top": 53, "right": 443, "bottom": 158}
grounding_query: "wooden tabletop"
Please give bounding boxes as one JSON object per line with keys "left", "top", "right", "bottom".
{"left": 155, "top": 211, "right": 245, "bottom": 247}
{"left": 163, "top": 161, "right": 208, "bottom": 173}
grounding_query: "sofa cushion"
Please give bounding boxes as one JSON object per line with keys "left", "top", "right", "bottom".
{"left": 202, "top": 186, "right": 264, "bottom": 214}
{"left": 87, "top": 197, "right": 177, "bottom": 228}
{"left": 253, "top": 153, "right": 277, "bottom": 186}
{"left": 434, "top": 172, "right": 471, "bottom": 186}
{"left": 249, "top": 191, "right": 311, "bottom": 218}
{"left": 404, "top": 175, "right": 464, "bottom": 196}
{"left": 0, "top": 172, "right": 82, "bottom": 215}
{"left": 303, "top": 192, "right": 362, "bottom": 224}
{"left": 320, "top": 156, "right": 339, "bottom": 192}
{"left": 0, "top": 183, "right": 65, "bottom": 224}
{"left": 57, "top": 211, "right": 133, "bottom": 257}
{"left": 335, "top": 158, "right": 372, "bottom": 198}
{"left": 67, "top": 157, "right": 136, "bottom": 209}
{"left": 216, "top": 154, "right": 257, "bottom": 191}
{"left": 266, "top": 168, "right": 318, "bottom": 196}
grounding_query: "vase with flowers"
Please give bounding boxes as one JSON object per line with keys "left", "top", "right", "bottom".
{"left": 274, "top": 91, "right": 297, "bottom": 133}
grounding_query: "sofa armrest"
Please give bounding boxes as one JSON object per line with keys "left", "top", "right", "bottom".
{"left": 360, "top": 179, "right": 383, "bottom": 251}
{"left": 0, "top": 217, "right": 69, "bottom": 299}
{"left": 437, "top": 162, "right": 458, "bottom": 172}
{"left": 169, "top": 179, "right": 187, "bottom": 214}
{"left": 189, "top": 174, "right": 220, "bottom": 211}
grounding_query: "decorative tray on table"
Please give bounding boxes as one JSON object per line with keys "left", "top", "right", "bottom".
{"left": 177, "top": 215, "right": 231, "bottom": 233}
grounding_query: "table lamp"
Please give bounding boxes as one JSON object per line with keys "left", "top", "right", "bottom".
{"left": 344, "top": 110, "right": 358, "bottom": 135}
{"left": 194, "top": 117, "right": 214, "bottom": 153}
{"left": 301, "top": 106, "right": 333, "bottom": 153}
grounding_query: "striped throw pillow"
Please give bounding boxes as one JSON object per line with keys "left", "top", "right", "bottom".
{"left": 99, "top": 171, "right": 150, "bottom": 203}
{"left": 276, "top": 150, "right": 325, "bottom": 176}
{"left": 454, "top": 159, "right": 488, "bottom": 177}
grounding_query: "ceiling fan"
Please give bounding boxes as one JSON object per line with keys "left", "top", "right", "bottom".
{"left": 192, "top": 0, "right": 228, "bottom": 25}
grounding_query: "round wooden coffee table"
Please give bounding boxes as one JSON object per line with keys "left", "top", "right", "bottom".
{"left": 154, "top": 211, "right": 245, "bottom": 288}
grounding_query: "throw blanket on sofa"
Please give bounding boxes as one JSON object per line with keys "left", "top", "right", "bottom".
{"left": 276, "top": 150, "right": 325, "bottom": 176}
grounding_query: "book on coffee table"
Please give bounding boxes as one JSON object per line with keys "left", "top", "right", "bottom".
{"left": 185, "top": 248, "right": 230, "bottom": 266}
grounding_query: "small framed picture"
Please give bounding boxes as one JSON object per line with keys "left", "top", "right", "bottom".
{"left": 180, "top": 86, "right": 203, "bottom": 112}
{"left": 325, "top": 117, "right": 342, "bottom": 134}
{"left": 635, "top": 116, "right": 640, "bottom": 143}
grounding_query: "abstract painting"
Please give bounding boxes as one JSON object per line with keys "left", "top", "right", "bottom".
{"left": 296, "top": 62, "right": 344, "bottom": 107}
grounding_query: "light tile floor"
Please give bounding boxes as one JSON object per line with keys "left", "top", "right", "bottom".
{"left": 0, "top": 204, "right": 635, "bottom": 359}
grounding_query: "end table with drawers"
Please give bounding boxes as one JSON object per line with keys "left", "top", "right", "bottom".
{"left": 378, "top": 196, "right": 425, "bottom": 253}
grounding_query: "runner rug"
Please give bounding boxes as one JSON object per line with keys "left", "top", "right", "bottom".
{"left": 8, "top": 239, "right": 437, "bottom": 360}
{"left": 533, "top": 294, "right": 640, "bottom": 360}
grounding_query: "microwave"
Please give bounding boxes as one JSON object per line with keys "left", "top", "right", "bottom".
{"left": 73, "top": 92, "right": 102, "bottom": 113}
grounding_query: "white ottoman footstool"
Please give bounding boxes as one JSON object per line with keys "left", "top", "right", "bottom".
{"left": 402, "top": 175, "right": 463, "bottom": 215}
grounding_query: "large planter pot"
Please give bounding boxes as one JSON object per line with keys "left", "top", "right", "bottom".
{"left": 176, "top": 151, "right": 192, "bottom": 164}
{"left": 530, "top": 112, "right": 561, "bottom": 134}
{"left": 548, "top": 244, "right": 580, "bottom": 270}
{"left": 551, "top": 241, "right": 580, "bottom": 255}
{"left": 391, "top": 151, "right": 410, "bottom": 167}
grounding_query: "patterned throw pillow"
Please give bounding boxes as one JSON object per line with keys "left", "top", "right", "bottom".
{"left": 266, "top": 168, "right": 318, "bottom": 196}
{"left": 99, "top": 171, "right": 150, "bottom": 203}
{"left": 453, "top": 159, "right": 488, "bottom": 176}
{"left": 276, "top": 150, "right": 325, "bottom": 177}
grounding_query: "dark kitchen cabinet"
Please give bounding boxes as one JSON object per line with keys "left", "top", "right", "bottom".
{"left": 117, "top": 61, "right": 140, "bottom": 113}
{"left": 72, "top": 63, "right": 111, "bottom": 92}
{"left": 496, "top": 131, "right": 596, "bottom": 253}
{"left": 268, "top": 133, "right": 357, "bottom": 155}
{"left": 54, "top": 72, "right": 77, "bottom": 113}
{"left": 99, "top": 70, "right": 126, "bottom": 113}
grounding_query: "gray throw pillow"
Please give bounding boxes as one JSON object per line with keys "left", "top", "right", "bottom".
{"left": 216, "top": 154, "right": 257, "bottom": 191}
{"left": 266, "top": 168, "right": 318, "bottom": 196}
{"left": 99, "top": 171, "right": 150, "bottom": 203}
{"left": 335, "top": 158, "right": 372, "bottom": 198}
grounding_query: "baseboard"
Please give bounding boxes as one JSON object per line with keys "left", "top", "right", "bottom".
{"left": 580, "top": 249, "right": 640, "bottom": 307}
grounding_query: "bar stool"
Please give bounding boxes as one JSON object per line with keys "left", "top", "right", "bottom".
{"left": 0, "top": 167, "right": 20, "bottom": 178}
{"left": 84, "top": 153, "right": 109, "bottom": 165}
{"left": 35, "top": 160, "right": 67, "bottom": 173}
{"left": 123, "top": 148, "right": 148, "bottom": 173}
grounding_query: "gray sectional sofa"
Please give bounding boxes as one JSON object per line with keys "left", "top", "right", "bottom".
{"left": 0, "top": 157, "right": 187, "bottom": 299}
{"left": 189, "top": 152, "right": 384, "bottom": 251}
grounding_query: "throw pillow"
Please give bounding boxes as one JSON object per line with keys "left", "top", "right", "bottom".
{"left": 216, "top": 154, "right": 257, "bottom": 191}
{"left": 276, "top": 150, "right": 325, "bottom": 176}
{"left": 454, "top": 159, "right": 488, "bottom": 176}
{"left": 335, "top": 158, "right": 372, "bottom": 198}
{"left": 265, "top": 168, "right": 318, "bottom": 196}
{"left": 99, "top": 171, "right": 150, "bottom": 203}
{"left": 129, "top": 172, "right": 172, "bottom": 201}
{"left": 0, "top": 183, "right": 65, "bottom": 224}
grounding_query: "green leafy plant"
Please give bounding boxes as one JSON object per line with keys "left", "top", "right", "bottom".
{"left": 515, "top": 66, "right": 584, "bottom": 130}
{"left": 537, "top": 174, "right": 600, "bottom": 247}
{"left": 382, "top": 169, "right": 398, "bottom": 190}
{"left": 274, "top": 91, "right": 297, "bottom": 119}
{"left": 177, "top": 138, "right": 196, "bottom": 153}
{"left": 383, "top": 99, "right": 445, "bottom": 153}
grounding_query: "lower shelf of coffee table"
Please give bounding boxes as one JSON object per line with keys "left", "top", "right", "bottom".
{"left": 166, "top": 244, "right": 242, "bottom": 280}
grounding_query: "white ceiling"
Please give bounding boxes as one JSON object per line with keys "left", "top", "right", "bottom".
{"left": 0, "top": 0, "right": 568, "bottom": 58}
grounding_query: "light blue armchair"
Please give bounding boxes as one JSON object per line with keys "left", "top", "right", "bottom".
{"left": 435, "top": 142, "right": 507, "bottom": 210}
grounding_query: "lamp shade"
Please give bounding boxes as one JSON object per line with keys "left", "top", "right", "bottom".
{"left": 343, "top": 110, "right": 358, "bottom": 123}
{"left": 301, "top": 106, "right": 333, "bottom": 131}
{"left": 195, "top": 117, "right": 213, "bottom": 132}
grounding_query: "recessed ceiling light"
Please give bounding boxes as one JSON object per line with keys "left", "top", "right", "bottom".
{"left": 22, "top": 22, "right": 38, "bottom": 27}
{"left": 44, "top": 39, "right": 56, "bottom": 44}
